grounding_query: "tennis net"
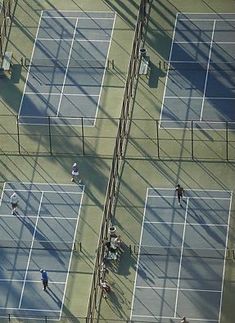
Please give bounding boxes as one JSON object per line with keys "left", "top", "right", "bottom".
{"left": 133, "top": 245, "right": 230, "bottom": 259}
{"left": 23, "top": 57, "right": 112, "bottom": 69}
{"left": 0, "top": 239, "right": 79, "bottom": 251}
{"left": 161, "top": 61, "right": 235, "bottom": 71}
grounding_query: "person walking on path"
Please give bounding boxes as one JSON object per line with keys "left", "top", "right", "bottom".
{"left": 40, "top": 269, "right": 49, "bottom": 291}
{"left": 71, "top": 162, "right": 81, "bottom": 183}
{"left": 10, "top": 192, "right": 19, "bottom": 215}
{"left": 175, "top": 184, "right": 184, "bottom": 206}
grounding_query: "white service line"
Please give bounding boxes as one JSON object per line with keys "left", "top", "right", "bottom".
{"left": 0, "top": 278, "right": 66, "bottom": 284}
{"left": 4, "top": 188, "right": 82, "bottom": 194}
{"left": 37, "top": 38, "right": 110, "bottom": 42}
{"left": 144, "top": 221, "right": 228, "bottom": 227}
{"left": 24, "top": 92, "right": 99, "bottom": 96}
{"left": 18, "top": 192, "right": 44, "bottom": 308}
{"left": 56, "top": 18, "right": 79, "bottom": 117}
{"left": 136, "top": 286, "right": 221, "bottom": 293}
{"left": 131, "top": 314, "right": 218, "bottom": 321}
{"left": 0, "top": 214, "right": 78, "bottom": 220}
{"left": 174, "top": 197, "right": 189, "bottom": 317}
{"left": 200, "top": 20, "right": 216, "bottom": 121}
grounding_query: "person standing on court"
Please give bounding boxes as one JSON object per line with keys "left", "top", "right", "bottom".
{"left": 40, "top": 269, "right": 48, "bottom": 291}
{"left": 71, "top": 162, "right": 81, "bottom": 183}
{"left": 175, "top": 184, "right": 184, "bottom": 206}
{"left": 10, "top": 192, "right": 19, "bottom": 215}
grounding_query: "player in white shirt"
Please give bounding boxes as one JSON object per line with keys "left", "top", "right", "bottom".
{"left": 10, "top": 192, "right": 19, "bottom": 215}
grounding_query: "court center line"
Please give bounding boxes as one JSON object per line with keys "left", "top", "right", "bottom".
{"left": 174, "top": 197, "right": 189, "bottom": 317}
{"left": 18, "top": 192, "right": 44, "bottom": 309}
{"left": 136, "top": 286, "right": 221, "bottom": 293}
{"left": 144, "top": 221, "right": 228, "bottom": 227}
{"left": 218, "top": 191, "right": 233, "bottom": 322}
{"left": 56, "top": 18, "right": 79, "bottom": 117}
{"left": 200, "top": 19, "right": 216, "bottom": 121}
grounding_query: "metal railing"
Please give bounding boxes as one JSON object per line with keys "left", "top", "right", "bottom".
{"left": 0, "top": 0, "right": 15, "bottom": 57}
{"left": 86, "top": 1, "right": 150, "bottom": 322}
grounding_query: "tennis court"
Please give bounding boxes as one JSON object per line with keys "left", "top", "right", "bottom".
{"left": 130, "top": 188, "right": 232, "bottom": 322}
{"left": 160, "top": 13, "right": 235, "bottom": 128}
{"left": 0, "top": 181, "right": 84, "bottom": 320}
{"left": 18, "top": 10, "right": 116, "bottom": 126}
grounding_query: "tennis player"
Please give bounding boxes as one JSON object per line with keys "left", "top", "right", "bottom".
{"left": 40, "top": 269, "right": 48, "bottom": 291}
{"left": 10, "top": 192, "right": 19, "bottom": 215}
{"left": 175, "top": 184, "right": 184, "bottom": 206}
{"left": 71, "top": 162, "right": 81, "bottom": 183}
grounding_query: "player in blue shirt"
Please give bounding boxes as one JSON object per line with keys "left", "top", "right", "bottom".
{"left": 40, "top": 269, "right": 48, "bottom": 291}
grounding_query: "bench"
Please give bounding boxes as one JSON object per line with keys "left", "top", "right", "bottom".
{"left": 1, "top": 51, "right": 13, "bottom": 75}
{"left": 139, "top": 55, "right": 150, "bottom": 75}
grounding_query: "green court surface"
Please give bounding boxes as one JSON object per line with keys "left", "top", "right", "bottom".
{"left": 1, "top": 0, "right": 235, "bottom": 323}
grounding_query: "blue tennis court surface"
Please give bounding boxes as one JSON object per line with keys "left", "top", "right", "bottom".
{"left": 0, "top": 182, "right": 84, "bottom": 320}
{"left": 18, "top": 10, "right": 116, "bottom": 126}
{"left": 160, "top": 13, "right": 235, "bottom": 129}
{"left": 130, "top": 188, "right": 232, "bottom": 323}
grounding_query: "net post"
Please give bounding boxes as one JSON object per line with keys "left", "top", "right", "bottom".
{"left": 191, "top": 120, "right": 194, "bottom": 160}
{"left": 8, "top": 314, "right": 10, "bottom": 322}
{"left": 111, "top": 59, "right": 114, "bottom": 69}
{"left": 16, "top": 115, "right": 21, "bottom": 154}
{"left": 129, "top": 245, "right": 132, "bottom": 254}
{"left": 79, "top": 241, "right": 82, "bottom": 252}
{"left": 45, "top": 316, "right": 48, "bottom": 323}
{"left": 156, "top": 119, "right": 160, "bottom": 159}
{"left": 226, "top": 121, "right": 229, "bottom": 161}
{"left": 48, "top": 116, "right": 52, "bottom": 155}
{"left": 81, "top": 117, "right": 85, "bottom": 155}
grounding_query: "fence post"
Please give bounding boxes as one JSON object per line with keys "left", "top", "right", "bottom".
{"left": 81, "top": 117, "right": 85, "bottom": 155}
{"left": 191, "top": 120, "right": 194, "bottom": 160}
{"left": 48, "top": 116, "right": 52, "bottom": 155}
{"left": 226, "top": 121, "right": 229, "bottom": 161}
{"left": 156, "top": 119, "right": 160, "bottom": 158}
{"left": 16, "top": 115, "right": 21, "bottom": 154}
{"left": 8, "top": 313, "right": 10, "bottom": 322}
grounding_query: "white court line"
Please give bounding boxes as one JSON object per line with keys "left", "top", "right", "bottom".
{"left": 56, "top": 18, "right": 79, "bottom": 117}
{"left": 219, "top": 191, "right": 233, "bottom": 322}
{"left": 147, "top": 187, "right": 232, "bottom": 193}
{"left": 18, "top": 192, "right": 44, "bottom": 308}
{"left": 0, "top": 306, "right": 60, "bottom": 312}
{"left": 92, "top": 12, "right": 116, "bottom": 128}
{"left": 42, "top": 16, "right": 114, "bottom": 20}
{"left": 201, "top": 19, "right": 216, "bottom": 121}
{"left": 174, "top": 41, "right": 235, "bottom": 44}
{"left": 136, "top": 286, "right": 221, "bottom": 293}
{"left": 37, "top": 38, "right": 111, "bottom": 42}
{"left": 131, "top": 314, "right": 218, "bottom": 321}
{"left": 0, "top": 214, "right": 78, "bottom": 220}
{"left": 59, "top": 189, "right": 84, "bottom": 320}
{"left": 18, "top": 11, "right": 43, "bottom": 118}
{"left": 24, "top": 92, "right": 99, "bottom": 97}
{"left": 174, "top": 198, "right": 189, "bottom": 317}
{"left": 147, "top": 195, "right": 230, "bottom": 200}
{"left": 165, "top": 96, "right": 235, "bottom": 99}
{"left": 4, "top": 188, "right": 82, "bottom": 194}
{"left": 179, "top": 18, "right": 235, "bottom": 21}
{"left": 0, "top": 182, "right": 6, "bottom": 207}
{"left": 5, "top": 181, "right": 85, "bottom": 186}
{"left": 144, "top": 221, "right": 228, "bottom": 227}
{"left": 159, "top": 13, "right": 178, "bottom": 127}
{"left": 0, "top": 278, "right": 65, "bottom": 284}
{"left": 130, "top": 189, "right": 149, "bottom": 320}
